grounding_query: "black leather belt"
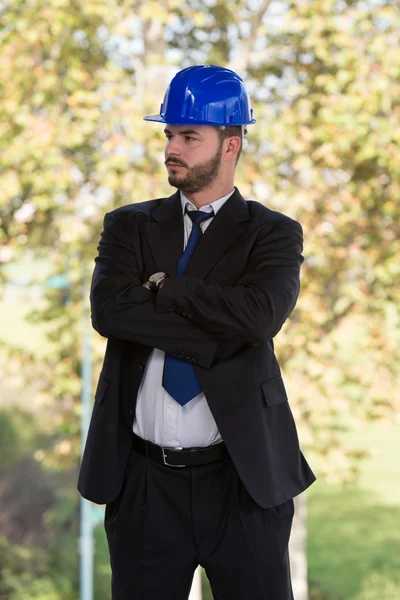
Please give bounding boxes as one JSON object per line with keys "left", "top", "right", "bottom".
{"left": 132, "top": 432, "right": 230, "bottom": 468}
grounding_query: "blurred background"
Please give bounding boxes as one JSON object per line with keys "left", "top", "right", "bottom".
{"left": 0, "top": 1, "right": 399, "bottom": 599}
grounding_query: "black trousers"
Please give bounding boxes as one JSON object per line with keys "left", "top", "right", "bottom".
{"left": 105, "top": 445, "right": 295, "bottom": 600}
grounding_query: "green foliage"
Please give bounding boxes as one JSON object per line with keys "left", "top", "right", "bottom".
{"left": 0, "top": 412, "right": 21, "bottom": 470}
{"left": 0, "top": 535, "right": 77, "bottom": 600}
{"left": 0, "top": 408, "right": 46, "bottom": 470}
{"left": 0, "top": 406, "right": 79, "bottom": 599}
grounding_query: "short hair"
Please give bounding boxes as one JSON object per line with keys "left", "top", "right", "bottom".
{"left": 214, "top": 125, "right": 245, "bottom": 164}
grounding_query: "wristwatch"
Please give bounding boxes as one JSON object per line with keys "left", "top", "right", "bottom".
{"left": 147, "top": 271, "right": 168, "bottom": 292}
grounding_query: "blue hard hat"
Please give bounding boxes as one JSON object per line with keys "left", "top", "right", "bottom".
{"left": 144, "top": 65, "right": 256, "bottom": 126}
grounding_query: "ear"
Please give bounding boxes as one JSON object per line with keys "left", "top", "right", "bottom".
{"left": 224, "top": 136, "right": 241, "bottom": 161}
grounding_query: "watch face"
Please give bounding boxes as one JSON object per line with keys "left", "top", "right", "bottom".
{"left": 149, "top": 272, "right": 166, "bottom": 284}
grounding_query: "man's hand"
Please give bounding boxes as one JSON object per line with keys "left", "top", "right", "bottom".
{"left": 142, "top": 274, "right": 167, "bottom": 292}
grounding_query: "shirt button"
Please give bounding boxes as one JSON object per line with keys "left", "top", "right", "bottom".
{"left": 168, "top": 402, "right": 174, "bottom": 409}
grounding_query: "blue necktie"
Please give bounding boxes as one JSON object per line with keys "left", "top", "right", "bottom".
{"left": 162, "top": 208, "right": 214, "bottom": 406}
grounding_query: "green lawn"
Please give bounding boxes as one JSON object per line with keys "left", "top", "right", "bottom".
{"left": 307, "top": 422, "right": 400, "bottom": 600}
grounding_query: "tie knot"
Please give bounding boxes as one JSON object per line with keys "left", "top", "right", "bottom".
{"left": 186, "top": 208, "right": 214, "bottom": 225}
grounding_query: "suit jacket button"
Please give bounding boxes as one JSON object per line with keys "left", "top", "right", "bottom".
{"left": 171, "top": 304, "right": 177, "bottom": 311}
{"left": 184, "top": 354, "right": 191, "bottom": 360}
{"left": 192, "top": 356, "right": 198, "bottom": 363}
{"left": 178, "top": 352, "right": 185, "bottom": 358}
{"left": 182, "top": 310, "right": 188, "bottom": 316}
{"left": 188, "top": 312, "right": 194, "bottom": 318}
{"left": 172, "top": 350, "right": 178, "bottom": 357}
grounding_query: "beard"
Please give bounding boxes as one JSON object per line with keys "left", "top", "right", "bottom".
{"left": 166, "top": 143, "right": 223, "bottom": 193}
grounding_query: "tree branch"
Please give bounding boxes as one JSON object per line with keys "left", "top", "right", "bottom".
{"left": 231, "top": 0, "right": 274, "bottom": 72}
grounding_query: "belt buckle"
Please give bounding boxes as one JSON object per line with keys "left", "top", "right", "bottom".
{"left": 162, "top": 446, "right": 186, "bottom": 468}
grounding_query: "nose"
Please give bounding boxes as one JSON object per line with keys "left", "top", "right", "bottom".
{"left": 165, "top": 135, "right": 182, "bottom": 157}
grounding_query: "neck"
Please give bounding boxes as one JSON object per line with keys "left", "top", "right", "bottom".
{"left": 182, "top": 181, "right": 235, "bottom": 209}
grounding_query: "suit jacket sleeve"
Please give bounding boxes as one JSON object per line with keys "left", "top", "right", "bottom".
{"left": 155, "top": 218, "right": 304, "bottom": 345}
{"left": 90, "top": 211, "right": 220, "bottom": 369}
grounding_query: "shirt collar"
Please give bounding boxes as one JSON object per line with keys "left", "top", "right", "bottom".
{"left": 180, "top": 189, "right": 235, "bottom": 216}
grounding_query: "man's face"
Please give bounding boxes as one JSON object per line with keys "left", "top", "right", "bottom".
{"left": 164, "top": 125, "right": 223, "bottom": 193}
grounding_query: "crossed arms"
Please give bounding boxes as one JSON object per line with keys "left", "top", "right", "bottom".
{"left": 90, "top": 211, "right": 303, "bottom": 369}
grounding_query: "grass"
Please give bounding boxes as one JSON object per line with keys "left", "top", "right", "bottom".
{"left": 307, "top": 421, "right": 400, "bottom": 600}
{"left": 307, "top": 484, "right": 400, "bottom": 599}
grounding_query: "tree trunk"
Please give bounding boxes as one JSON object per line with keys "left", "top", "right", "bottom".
{"left": 189, "top": 566, "right": 202, "bottom": 600}
{"left": 290, "top": 492, "right": 309, "bottom": 600}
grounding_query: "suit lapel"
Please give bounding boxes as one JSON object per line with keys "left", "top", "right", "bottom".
{"left": 145, "top": 191, "right": 184, "bottom": 277}
{"left": 145, "top": 187, "right": 250, "bottom": 279}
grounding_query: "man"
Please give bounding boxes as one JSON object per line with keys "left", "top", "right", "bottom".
{"left": 78, "top": 65, "right": 316, "bottom": 599}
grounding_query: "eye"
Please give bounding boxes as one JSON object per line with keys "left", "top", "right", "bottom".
{"left": 185, "top": 136, "right": 196, "bottom": 142}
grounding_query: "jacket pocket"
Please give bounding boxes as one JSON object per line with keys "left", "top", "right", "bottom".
{"left": 94, "top": 373, "right": 109, "bottom": 405}
{"left": 260, "top": 375, "right": 288, "bottom": 407}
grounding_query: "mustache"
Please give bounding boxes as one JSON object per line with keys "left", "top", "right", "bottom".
{"left": 165, "top": 158, "right": 188, "bottom": 167}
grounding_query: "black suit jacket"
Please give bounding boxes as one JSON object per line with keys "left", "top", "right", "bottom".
{"left": 77, "top": 187, "right": 316, "bottom": 509}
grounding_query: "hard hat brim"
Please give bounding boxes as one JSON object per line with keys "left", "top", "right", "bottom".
{"left": 143, "top": 115, "right": 168, "bottom": 123}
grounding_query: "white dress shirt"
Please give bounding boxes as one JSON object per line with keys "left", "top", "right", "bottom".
{"left": 132, "top": 189, "right": 235, "bottom": 447}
